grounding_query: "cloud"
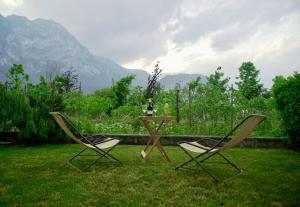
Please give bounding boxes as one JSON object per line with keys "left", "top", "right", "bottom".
{"left": 170, "top": 0, "right": 300, "bottom": 44}
{"left": 144, "top": 0, "right": 300, "bottom": 87}
{"left": 183, "top": 11, "right": 300, "bottom": 87}
{"left": 0, "top": 0, "right": 299, "bottom": 87}
{"left": 0, "top": 0, "right": 181, "bottom": 62}
{"left": 2, "top": 0, "right": 23, "bottom": 7}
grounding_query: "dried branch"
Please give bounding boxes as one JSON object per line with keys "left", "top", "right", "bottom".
{"left": 145, "top": 61, "right": 162, "bottom": 99}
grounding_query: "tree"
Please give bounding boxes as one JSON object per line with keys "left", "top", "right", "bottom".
{"left": 236, "top": 62, "right": 263, "bottom": 100}
{"left": 54, "top": 68, "right": 79, "bottom": 93}
{"left": 188, "top": 76, "right": 201, "bottom": 96}
{"left": 272, "top": 72, "right": 300, "bottom": 148}
{"left": 128, "top": 86, "right": 145, "bottom": 106}
{"left": 22, "top": 75, "right": 66, "bottom": 144}
{"left": 6, "top": 64, "right": 29, "bottom": 90}
{"left": 112, "top": 75, "right": 135, "bottom": 107}
{"left": 186, "top": 76, "right": 202, "bottom": 126}
{"left": 207, "top": 66, "right": 230, "bottom": 93}
{"left": 94, "top": 87, "right": 116, "bottom": 99}
{"left": 2, "top": 64, "right": 67, "bottom": 144}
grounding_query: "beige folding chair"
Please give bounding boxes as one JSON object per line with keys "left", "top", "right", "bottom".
{"left": 175, "top": 114, "right": 266, "bottom": 182}
{"left": 50, "top": 112, "right": 122, "bottom": 171}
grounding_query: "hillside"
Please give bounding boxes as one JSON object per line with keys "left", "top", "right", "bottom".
{"left": 0, "top": 14, "right": 206, "bottom": 92}
{"left": 159, "top": 73, "right": 207, "bottom": 89}
{"left": 0, "top": 14, "right": 148, "bottom": 92}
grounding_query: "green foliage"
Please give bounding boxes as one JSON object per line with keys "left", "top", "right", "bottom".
{"left": 94, "top": 87, "right": 116, "bottom": 99}
{"left": 207, "top": 66, "right": 230, "bottom": 92}
{"left": 0, "top": 85, "right": 28, "bottom": 132}
{"left": 54, "top": 75, "right": 69, "bottom": 93}
{"left": 128, "top": 86, "right": 146, "bottom": 106}
{"left": 54, "top": 68, "right": 79, "bottom": 93}
{"left": 63, "top": 91, "right": 81, "bottom": 113}
{"left": 1, "top": 64, "right": 67, "bottom": 144}
{"left": 67, "top": 64, "right": 279, "bottom": 137}
{"left": 190, "top": 82, "right": 232, "bottom": 135}
{"left": 0, "top": 84, "right": 9, "bottom": 131}
{"left": 112, "top": 75, "right": 135, "bottom": 107}
{"left": 236, "top": 62, "right": 264, "bottom": 100}
{"left": 272, "top": 72, "right": 300, "bottom": 147}
{"left": 82, "top": 95, "right": 113, "bottom": 117}
{"left": 6, "top": 64, "right": 29, "bottom": 89}
{"left": 0, "top": 62, "right": 288, "bottom": 143}
{"left": 20, "top": 76, "right": 67, "bottom": 144}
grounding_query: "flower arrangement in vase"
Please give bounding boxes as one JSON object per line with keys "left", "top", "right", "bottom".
{"left": 144, "top": 61, "right": 162, "bottom": 116}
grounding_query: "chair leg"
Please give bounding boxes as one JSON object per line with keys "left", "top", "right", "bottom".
{"left": 217, "top": 152, "right": 241, "bottom": 173}
{"left": 69, "top": 145, "right": 122, "bottom": 171}
{"left": 69, "top": 147, "right": 88, "bottom": 163}
{"left": 176, "top": 147, "right": 244, "bottom": 182}
{"left": 82, "top": 154, "right": 107, "bottom": 171}
{"left": 94, "top": 145, "right": 122, "bottom": 165}
{"left": 175, "top": 147, "right": 219, "bottom": 182}
{"left": 193, "top": 156, "right": 219, "bottom": 182}
{"left": 175, "top": 146, "right": 202, "bottom": 170}
{"left": 198, "top": 152, "right": 242, "bottom": 182}
{"left": 81, "top": 146, "right": 122, "bottom": 171}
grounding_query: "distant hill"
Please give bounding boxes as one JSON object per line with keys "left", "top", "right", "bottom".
{"left": 0, "top": 14, "right": 206, "bottom": 92}
{"left": 159, "top": 73, "right": 207, "bottom": 89}
{"left": 0, "top": 14, "right": 148, "bottom": 92}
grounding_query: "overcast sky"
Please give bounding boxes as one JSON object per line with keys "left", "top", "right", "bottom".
{"left": 1, "top": 0, "right": 299, "bottom": 87}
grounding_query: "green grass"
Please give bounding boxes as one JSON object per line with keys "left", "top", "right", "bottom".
{"left": 0, "top": 145, "right": 299, "bottom": 207}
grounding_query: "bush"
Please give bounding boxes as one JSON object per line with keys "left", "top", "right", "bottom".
{"left": 1, "top": 64, "right": 68, "bottom": 144}
{"left": 272, "top": 72, "right": 300, "bottom": 148}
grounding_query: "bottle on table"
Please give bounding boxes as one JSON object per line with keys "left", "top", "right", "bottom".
{"left": 147, "top": 98, "right": 153, "bottom": 116}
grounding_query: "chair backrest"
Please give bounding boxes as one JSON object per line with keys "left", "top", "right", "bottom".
{"left": 50, "top": 112, "right": 84, "bottom": 145}
{"left": 219, "top": 114, "right": 266, "bottom": 151}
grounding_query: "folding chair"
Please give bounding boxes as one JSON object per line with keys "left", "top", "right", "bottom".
{"left": 175, "top": 114, "right": 266, "bottom": 182}
{"left": 50, "top": 112, "right": 122, "bottom": 171}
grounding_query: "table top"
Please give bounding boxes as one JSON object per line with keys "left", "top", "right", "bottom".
{"left": 139, "top": 116, "right": 175, "bottom": 121}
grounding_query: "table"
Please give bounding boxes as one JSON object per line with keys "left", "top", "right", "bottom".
{"left": 139, "top": 116, "right": 175, "bottom": 162}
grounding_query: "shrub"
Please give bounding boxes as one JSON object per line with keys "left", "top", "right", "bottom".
{"left": 272, "top": 72, "right": 300, "bottom": 148}
{"left": 2, "top": 64, "right": 68, "bottom": 144}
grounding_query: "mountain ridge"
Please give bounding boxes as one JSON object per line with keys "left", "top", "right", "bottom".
{"left": 159, "top": 73, "right": 207, "bottom": 89}
{"left": 0, "top": 14, "right": 150, "bottom": 92}
{"left": 0, "top": 14, "right": 206, "bottom": 92}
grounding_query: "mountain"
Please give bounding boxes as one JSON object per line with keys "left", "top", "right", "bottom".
{"left": 0, "top": 14, "right": 206, "bottom": 92}
{"left": 159, "top": 73, "right": 207, "bottom": 89}
{"left": 0, "top": 14, "right": 148, "bottom": 92}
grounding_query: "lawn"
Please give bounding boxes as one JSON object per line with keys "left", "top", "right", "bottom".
{"left": 0, "top": 145, "right": 299, "bottom": 206}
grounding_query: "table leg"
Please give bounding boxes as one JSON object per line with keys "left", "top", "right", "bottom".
{"left": 141, "top": 119, "right": 172, "bottom": 162}
{"left": 156, "top": 141, "right": 171, "bottom": 162}
{"left": 141, "top": 120, "right": 156, "bottom": 152}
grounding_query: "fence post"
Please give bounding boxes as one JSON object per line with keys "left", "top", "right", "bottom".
{"left": 78, "top": 81, "right": 81, "bottom": 131}
{"left": 176, "top": 84, "right": 180, "bottom": 123}
{"left": 230, "top": 84, "right": 234, "bottom": 130}
{"left": 188, "top": 86, "right": 192, "bottom": 127}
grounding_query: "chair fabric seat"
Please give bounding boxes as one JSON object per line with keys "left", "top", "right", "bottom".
{"left": 84, "top": 138, "right": 120, "bottom": 149}
{"left": 50, "top": 112, "right": 122, "bottom": 171}
{"left": 176, "top": 114, "right": 266, "bottom": 182}
{"left": 179, "top": 141, "right": 218, "bottom": 153}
